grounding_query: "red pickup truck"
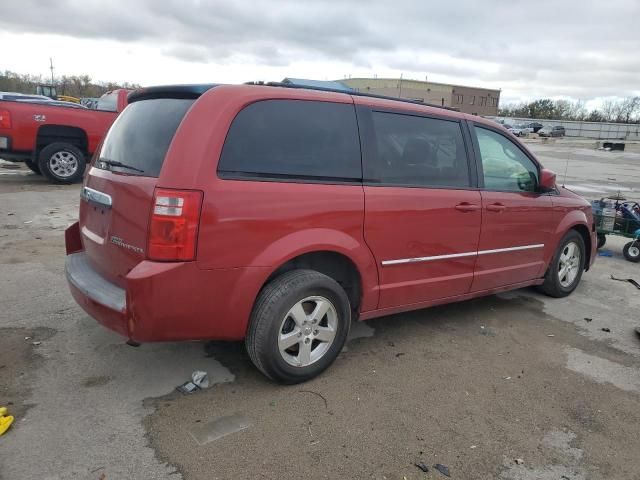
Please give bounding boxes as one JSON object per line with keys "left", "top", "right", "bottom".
{"left": 0, "top": 89, "right": 129, "bottom": 183}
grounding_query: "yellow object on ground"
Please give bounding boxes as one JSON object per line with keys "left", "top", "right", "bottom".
{"left": 0, "top": 415, "right": 14, "bottom": 435}
{"left": 0, "top": 407, "right": 7, "bottom": 416}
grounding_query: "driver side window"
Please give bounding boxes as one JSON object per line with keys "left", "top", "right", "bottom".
{"left": 475, "top": 126, "right": 538, "bottom": 192}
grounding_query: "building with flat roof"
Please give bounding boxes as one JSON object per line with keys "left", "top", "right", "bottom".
{"left": 339, "top": 78, "right": 500, "bottom": 116}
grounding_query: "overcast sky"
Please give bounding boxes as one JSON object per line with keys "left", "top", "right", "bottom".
{"left": 1, "top": 0, "right": 638, "bottom": 106}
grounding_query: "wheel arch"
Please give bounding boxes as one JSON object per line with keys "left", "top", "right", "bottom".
{"left": 550, "top": 210, "right": 592, "bottom": 272}
{"left": 36, "top": 125, "right": 89, "bottom": 156}
{"left": 247, "top": 228, "right": 379, "bottom": 313}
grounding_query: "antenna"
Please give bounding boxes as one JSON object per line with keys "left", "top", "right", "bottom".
{"left": 562, "top": 150, "right": 570, "bottom": 187}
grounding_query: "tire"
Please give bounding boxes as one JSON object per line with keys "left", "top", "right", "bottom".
{"left": 597, "top": 233, "right": 606, "bottom": 249}
{"left": 38, "top": 142, "right": 86, "bottom": 184}
{"left": 246, "top": 269, "right": 351, "bottom": 384}
{"left": 25, "top": 158, "right": 41, "bottom": 174}
{"left": 623, "top": 241, "right": 640, "bottom": 262}
{"left": 539, "top": 230, "right": 586, "bottom": 298}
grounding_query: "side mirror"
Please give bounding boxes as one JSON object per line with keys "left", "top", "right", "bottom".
{"left": 539, "top": 168, "right": 557, "bottom": 192}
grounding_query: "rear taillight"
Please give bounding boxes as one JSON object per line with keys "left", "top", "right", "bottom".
{"left": 148, "top": 188, "right": 203, "bottom": 261}
{"left": 0, "top": 110, "right": 11, "bottom": 129}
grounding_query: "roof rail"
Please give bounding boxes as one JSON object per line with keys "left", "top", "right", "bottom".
{"left": 244, "top": 81, "right": 458, "bottom": 112}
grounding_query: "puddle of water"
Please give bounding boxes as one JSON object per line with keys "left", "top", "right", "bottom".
{"left": 189, "top": 413, "right": 252, "bottom": 445}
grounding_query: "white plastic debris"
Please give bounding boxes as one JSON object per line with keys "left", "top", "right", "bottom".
{"left": 176, "top": 370, "right": 210, "bottom": 394}
{"left": 191, "top": 370, "right": 210, "bottom": 389}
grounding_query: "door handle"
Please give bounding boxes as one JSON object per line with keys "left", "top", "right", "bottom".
{"left": 486, "top": 203, "right": 507, "bottom": 212}
{"left": 455, "top": 203, "right": 480, "bottom": 212}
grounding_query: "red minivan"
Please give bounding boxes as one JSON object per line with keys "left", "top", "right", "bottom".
{"left": 65, "top": 83, "right": 596, "bottom": 383}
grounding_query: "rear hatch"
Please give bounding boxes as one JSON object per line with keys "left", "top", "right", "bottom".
{"left": 79, "top": 86, "right": 211, "bottom": 287}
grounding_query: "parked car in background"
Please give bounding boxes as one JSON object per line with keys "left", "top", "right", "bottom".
{"left": 539, "top": 126, "right": 566, "bottom": 137}
{"left": 65, "top": 83, "right": 596, "bottom": 383}
{"left": 508, "top": 123, "right": 532, "bottom": 137}
{"left": 527, "top": 122, "right": 544, "bottom": 133}
{"left": 0, "top": 89, "right": 129, "bottom": 183}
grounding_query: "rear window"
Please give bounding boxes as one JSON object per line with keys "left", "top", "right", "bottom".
{"left": 218, "top": 99, "right": 361, "bottom": 182}
{"left": 97, "top": 92, "right": 118, "bottom": 111}
{"left": 97, "top": 98, "right": 194, "bottom": 177}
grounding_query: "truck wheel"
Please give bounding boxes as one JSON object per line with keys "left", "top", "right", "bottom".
{"left": 38, "top": 142, "right": 86, "bottom": 184}
{"left": 25, "top": 159, "right": 41, "bottom": 174}
{"left": 623, "top": 241, "right": 640, "bottom": 262}
{"left": 246, "top": 269, "right": 351, "bottom": 384}
{"left": 597, "top": 233, "right": 606, "bottom": 249}
{"left": 539, "top": 230, "right": 585, "bottom": 298}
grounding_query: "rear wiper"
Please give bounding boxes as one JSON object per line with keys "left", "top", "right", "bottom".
{"left": 99, "top": 159, "right": 144, "bottom": 173}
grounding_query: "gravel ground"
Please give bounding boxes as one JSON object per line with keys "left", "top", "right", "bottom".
{"left": 1, "top": 141, "right": 639, "bottom": 480}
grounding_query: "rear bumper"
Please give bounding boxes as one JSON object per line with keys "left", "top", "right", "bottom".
{"left": 65, "top": 224, "right": 270, "bottom": 342}
{"left": 66, "top": 252, "right": 128, "bottom": 337}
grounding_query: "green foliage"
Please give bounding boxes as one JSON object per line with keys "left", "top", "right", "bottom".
{"left": 498, "top": 97, "right": 640, "bottom": 123}
{"left": 0, "top": 70, "right": 140, "bottom": 99}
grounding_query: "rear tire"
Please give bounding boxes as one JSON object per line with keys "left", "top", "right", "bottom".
{"left": 25, "top": 159, "right": 41, "bottom": 174}
{"left": 246, "top": 269, "right": 351, "bottom": 384}
{"left": 38, "top": 142, "right": 86, "bottom": 184}
{"left": 539, "top": 230, "right": 585, "bottom": 298}
{"left": 623, "top": 241, "right": 640, "bottom": 262}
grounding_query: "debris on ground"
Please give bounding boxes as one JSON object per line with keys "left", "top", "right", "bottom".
{"left": 434, "top": 463, "right": 450, "bottom": 477}
{"left": 598, "top": 250, "right": 613, "bottom": 257}
{"left": 601, "top": 328, "right": 611, "bottom": 333}
{"left": 177, "top": 370, "right": 210, "bottom": 394}
{"left": 31, "top": 341, "right": 41, "bottom": 346}
{"left": 547, "top": 334, "right": 555, "bottom": 337}
{"left": 395, "top": 352, "right": 405, "bottom": 357}
{"left": 635, "top": 327, "right": 640, "bottom": 338}
{"left": 610, "top": 275, "right": 640, "bottom": 290}
{"left": 297, "top": 390, "right": 328, "bottom": 409}
{"left": 0, "top": 406, "right": 14, "bottom": 436}
{"left": 584, "top": 317, "right": 593, "bottom": 322}
{"left": 514, "top": 458, "right": 524, "bottom": 465}
{"left": 414, "top": 462, "right": 429, "bottom": 473}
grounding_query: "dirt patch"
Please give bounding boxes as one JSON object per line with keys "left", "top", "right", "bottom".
{"left": 0, "top": 327, "right": 56, "bottom": 420}
{"left": 81, "top": 375, "right": 113, "bottom": 388}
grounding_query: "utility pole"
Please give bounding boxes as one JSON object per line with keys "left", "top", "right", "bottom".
{"left": 398, "top": 73, "right": 403, "bottom": 98}
{"left": 49, "top": 58, "right": 55, "bottom": 86}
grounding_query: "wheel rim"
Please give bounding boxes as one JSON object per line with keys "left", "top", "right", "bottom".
{"left": 629, "top": 245, "right": 640, "bottom": 258}
{"left": 49, "top": 150, "right": 78, "bottom": 178}
{"left": 558, "top": 241, "right": 581, "bottom": 287}
{"left": 278, "top": 296, "right": 338, "bottom": 367}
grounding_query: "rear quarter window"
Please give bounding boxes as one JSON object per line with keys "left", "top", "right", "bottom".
{"left": 218, "top": 99, "right": 362, "bottom": 182}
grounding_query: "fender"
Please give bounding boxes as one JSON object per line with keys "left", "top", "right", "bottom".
{"left": 542, "top": 209, "right": 591, "bottom": 272}
{"left": 249, "top": 228, "right": 379, "bottom": 312}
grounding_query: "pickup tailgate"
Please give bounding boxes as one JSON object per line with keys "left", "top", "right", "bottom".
{"left": 79, "top": 98, "right": 195, "bottom": 287}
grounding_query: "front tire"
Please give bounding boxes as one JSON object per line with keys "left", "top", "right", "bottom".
{"left": 38, "top": 142, "right": 86, "bottom": 184}
{"left": 539, "top": 230, "right": 585, "bottom": 298}
{"left": 246, "top": 270, "right": 351, "bottom": 384}
{"left": 623, "top": 241, "right": 640, "bottom": 262}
